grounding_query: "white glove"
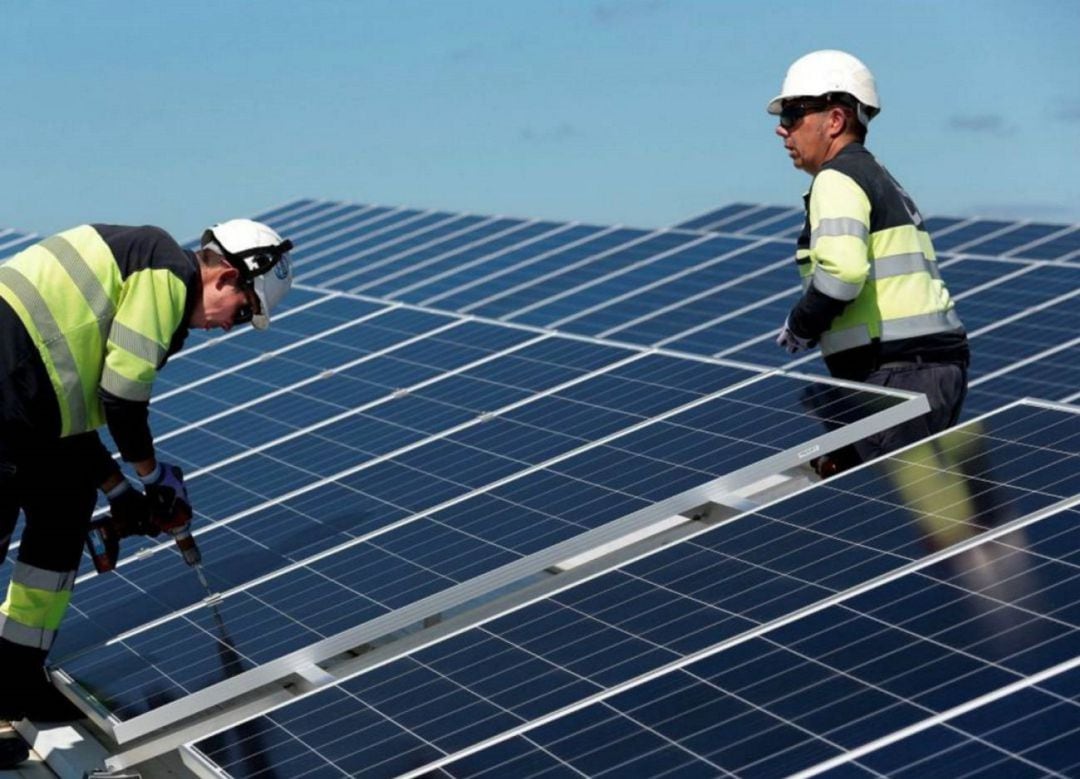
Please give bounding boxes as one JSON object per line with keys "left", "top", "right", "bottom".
{"left": 776, "top": 319, "right": 816, "bottom": 354}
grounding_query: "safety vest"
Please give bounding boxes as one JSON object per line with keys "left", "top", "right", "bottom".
{"left": 0, "top": 225, "right": 191, "bottom": 436}
{"left": 796, "top": 143, "right": 963, "bottom": 357}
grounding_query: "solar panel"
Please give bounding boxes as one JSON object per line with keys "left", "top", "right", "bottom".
{"left": 61, "top": 367, "right": 922, "bottom": 746}
{"left": 183, "top": 401, "right": 1079, "bottom": 778}
{"left": 0, "top": 197, "right": 1074, "bottom": 777}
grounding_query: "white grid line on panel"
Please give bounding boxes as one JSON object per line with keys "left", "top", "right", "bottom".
{"left": 181, "top": 401, "right": 1075, "bottom": 777}
{"left": 347, "top": 218, "right": 539, "bottom": 294}
{"left": 670, "top": 203, "right": 754, "bottom": 231}
{"left": 502, "top": 232, "right": 719, "bottom": 321}
{"left": 733, "top": 206, "right": 803, "bottom": 235}
{"left": 419, "top": 226, "right": 622, "bottom": 308}
{"left": 459, "top": 228, "right": 661, "bottom": 315}
{"left": 1004, "top": 224, "right": 1079, "bottom": 258}
{"left": 969, "top": 335, "right": 1080, "bottom": 387}
{"left": 293, "top": 209, "right": 455, "bottom": 282}
{"left": 393, "top": 222, "right": 582, "bottom": 300}
{"left": 701, "top": 204, "right": 772, "bottom": 231}
{"left": 791, "top": 655, "right": 1080, "bottom": 779}
{"left": 315, "top": 214, "right": 504, "bottom": 288}
{"left": 289, "top": 206, "right": 417, "bottom": 268}
{"left": 88, "top": 366, "right": 784, "bottom": 643}
{"left": 395, "top": 493, "right": 1079, "bottom": 778}
{"left": 945, "top": 220, "right": 1030, "bottom": 254}
{"left": 547, "top": 237, "right": 781, "bottom": 330}
{"left": 300, "top": 213, "right": 496, "bottom": 287}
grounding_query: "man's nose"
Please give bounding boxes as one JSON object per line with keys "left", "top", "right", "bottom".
{"left": 775, "top": 124, "right": 789, "bottom": 139}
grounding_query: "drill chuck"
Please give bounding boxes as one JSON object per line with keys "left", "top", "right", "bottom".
{"left": 170, "top": 524, "right": 202, "bottom": 566}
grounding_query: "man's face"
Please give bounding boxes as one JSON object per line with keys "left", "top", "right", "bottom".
{"left": 775, "top": 99, "right": 834, "bottom": 175}
{"left": 191, "top": 264, "right": 258, "bottom": 331}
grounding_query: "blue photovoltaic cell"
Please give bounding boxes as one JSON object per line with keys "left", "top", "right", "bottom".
{"left": 600, "top": 251, "right": 794, "bottom": 347}
{"left": 924, "top": 215, "right": 967, "bottom": 236}
{"left": 1019, "top": 225, "right": 1080, "bottom": 260}
{"left": 292, "top": 211, "right": 456, "bottom": 285}
{"left": 407, "top": 224, "right": 607, "bottom": 306}
{"left": 959, "top": 222, "right": 1066, "bottom": 257}
{"left": 931, "top": 257, "right": 1022, "bottom": 295}
{"left": 290, "top": 208, "right": 433, "bottom": 274}
{"left": 550, "top": 241, "right": 791, "bottom": 338}
{"left": 337, "top": 217, "right": 527, "bottom": 293}
{"left": 672, "top": 203, "right": 755, "bottom": 231}
{"left": 438, "top": 511, "right": 1080, "bottom": 779}
{"left": 505, "top": 235, "right": 746, "bottom": 329}
{"left": 189, "top": 404, "right": 1079, "bottom": 778}
{"left": 836, "top": 663, "right": 1080, "bottom": 777}
{"left": 963, "top": 345, "right": 1080, "bottom": 418}
{"left": 60, "top": 374, "right": 905, "bottom": 719}
{"left": 931, "top": 220, "right": 1016, "bottom": 252}
{"left": 740, "top": 209, "right": 805, "bottom": 237}
{"left": 712, "top": 205, "right": 795, "bottom": 234}
{"left": 367, "top": 221, "right": 565, "bottom": 300}
{"left": 468, "top": 231, "right": 699, "bottom": 321}
{"left": 437, "top": 228, "right": 648, "bottom": 312}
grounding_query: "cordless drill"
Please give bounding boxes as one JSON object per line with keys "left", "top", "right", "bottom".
{"left": 86, "top": 489, "right": 203, "bottom": 574}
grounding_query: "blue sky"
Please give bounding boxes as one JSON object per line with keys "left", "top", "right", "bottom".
{"left": 2, "top": 1, "right": 1077, "bottom": 240}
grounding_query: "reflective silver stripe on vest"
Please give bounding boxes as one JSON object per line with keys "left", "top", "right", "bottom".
{"left": 0, "top": 615, "right": 55, "bottom": 650}
{"left": 100, "top": 364, "right": 152, "bottom": 402}
{"left": 0, "top": 267, "right": 88, "bottom": 431}
{"left": 810, "top": 217, "right": 868, "bottom": 248}
{"left": 820, "top": 308, "right": 964, "bottom": 356}
{"left": 873, "top": 252, "right": 942, "bottom": 281}
{"left": 880, "top": 307, "right": 964, "bottom": 340}
{"left": 801, "top": 275, "right": 811, "bottom": 292}
{"left": 109, "top": 320, "right": 166, "bottom": 367}
{"left": 811, "top": 265, "right": 863, "bottom": 301}
{"left": 11, "top": 561, "right": 76, "bottom": 592}
{"left": 41, "top": 235, "right": 114, "bottom": 344}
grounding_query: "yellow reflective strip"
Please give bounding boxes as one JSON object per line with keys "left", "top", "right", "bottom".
{"left": 0, "top": 267, "right": 85, "bottom": 433}
{"left": 1, "top": 582, "right": 73, "bottom": 631}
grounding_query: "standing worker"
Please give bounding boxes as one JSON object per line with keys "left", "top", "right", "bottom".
{"left": 770, "top": 50, "right": 969, "bottom": 466}
{"left": 0, "top": 219, "right": 292, "bottom": 766}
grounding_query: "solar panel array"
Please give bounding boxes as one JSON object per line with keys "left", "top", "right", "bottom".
{"left": 1, "top": 197, "right": 1075, "bottom": 778}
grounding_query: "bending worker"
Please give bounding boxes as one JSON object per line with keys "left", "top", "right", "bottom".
{"left": 771, "top": 50, "right": 970, "bottom": 465}
{"left": 0, "top": 220, "right": 292, "bottom": 746}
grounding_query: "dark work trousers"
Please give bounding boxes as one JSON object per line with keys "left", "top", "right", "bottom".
{"left": 1, "top": 305, "right": 99, "bottom": 703}
{"left": 852, "top": 361, "right": 968, "bottom": 463}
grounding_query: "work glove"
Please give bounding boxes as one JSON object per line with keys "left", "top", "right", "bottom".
{"left": 775, "top": 318, "right": 816, "bottom": 354}
{"left": 140, "top": 461, "right": 192, "bottom": 532}
{"left": 104, "top": 479, "right": 156, "bottom": 537}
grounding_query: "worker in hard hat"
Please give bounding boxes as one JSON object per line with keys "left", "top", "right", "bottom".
{"left": 0, "top": 219, "right": 292, "bottom": 762}
{"left": 770, "top": 50, "right": 969, "bottom": 465}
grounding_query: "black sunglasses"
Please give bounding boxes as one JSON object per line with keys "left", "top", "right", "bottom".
{"left": 779, "top": 100, "right": 830, "bottom": 129}
{"left": 233, "top": 283, "right": 259, "bottom": 325}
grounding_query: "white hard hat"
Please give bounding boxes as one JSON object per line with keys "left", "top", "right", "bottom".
{"left": 202, "top": 218, "right": 293, "bottom": 330}
{"left": 767, "top": 50, "right": 880, "bottom": 125}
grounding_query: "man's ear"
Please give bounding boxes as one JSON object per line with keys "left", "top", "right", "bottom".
{"left": 217, "top": 265, "right": 241, "bottom": 288}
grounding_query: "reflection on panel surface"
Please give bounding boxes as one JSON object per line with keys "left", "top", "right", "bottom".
{"left": 188, "top": 404, "right": 1078, "bottom": 778}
